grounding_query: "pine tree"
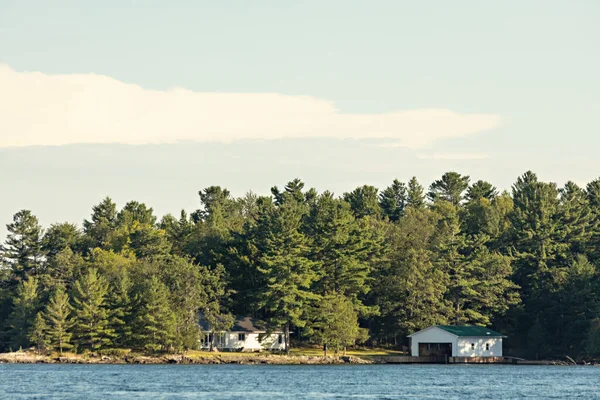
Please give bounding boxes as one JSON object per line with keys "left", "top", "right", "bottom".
{"left": 106, "top": 272, "right": 133, "bottom": 348}
{"left": 157, "top": 256, "right": 206, "bottom": 351}
{"left": 428, "top": 172, "right": 470, "bottom": 206}
{"left": 116, "top": 201, "right": 157, "bottom": 227}
{"left": 343, "top": 185, "right": 381, "bottom": 218}
{"left": 558, "top": 182, "right": 593, "bottom": 258}
{"left": 41, "top": 247, "right": 84, "bottom": 292}
{"left": 45, "top": 288, "right": 73, "bottom": 354}
{"left": 72, "top": 268, "right": 113, "bottom": 351}
{"left": 432, "top": 201, "right": 519, "bottom": 325}
{"left": 83, "top": 197, "right": 117, "bottom": 249}
{"left": 42, "top": 222, "right": 82, "bottom": 259}
{"left": 2, "top": 210, "right": 45, "bottom": 283}
{"left": 131, "top": 276, "right": 176, "bottom": 352}
{"left": 257, "top": 194, "right": 320, "bottom": 353}
{"left": 7, "top": 276, "right": 39, "bottom": 349}
{"left": 28, "top": 312, "right": 49, "bottom": 354}
{"left": 306, "top": 193, "right": 380, "bottom": 315}
{"left": 308, "top": 294, "right": 363, "bottom": 355}
{"left": 466, "top": 180, "right": 498, "bottom": 202}
{"left": 407, "top": 177, "right": 426, "bottom": 209}
{"left": 379, "top": 179, "right": 407, "bottom": 221}
{"left": 586, "top": 179, "right": 600, "bottom": 262}
{"left": 199, "top": 263, "right": 234, "bottom": 350}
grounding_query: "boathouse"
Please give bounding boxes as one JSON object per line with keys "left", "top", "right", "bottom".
{"left": 408, "top": 325, "right": 505, "bottom": 358}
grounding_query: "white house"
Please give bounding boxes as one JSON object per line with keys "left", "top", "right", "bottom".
{"left": 199, "top": 316, "right": 286, "bottom": 352}
{"left": 408, "top": 325, "right": 505, "bottom": 358}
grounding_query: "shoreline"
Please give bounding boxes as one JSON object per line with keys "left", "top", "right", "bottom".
{"left": 0, "top": 351, "right": 594, "bottom": 366}
{"left": 0, "top": 351, "right": 373, "bottom": 365}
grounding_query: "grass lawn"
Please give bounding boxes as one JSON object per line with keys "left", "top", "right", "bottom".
{"left": 184, "top": 347, "right": 405, "bottom": 358}
{"left": 290, "top": 347, "right": 405, "bottom": 357}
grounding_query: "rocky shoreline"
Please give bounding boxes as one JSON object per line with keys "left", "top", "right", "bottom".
{"left": 0, "top": 351, "right": 373, "bottom": 365}
{"left": 2, "top": 352, "right": 595, "bottom": 366}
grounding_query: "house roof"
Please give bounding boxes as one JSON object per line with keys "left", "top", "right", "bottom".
{"left": 230, "top": 316, "right": 269, "bottom": 333}
{"left": 199, "top": 315, "right": 278, "bottom": 333}
{"left": 408, "top": 325, "right": 506, "bottom": 338}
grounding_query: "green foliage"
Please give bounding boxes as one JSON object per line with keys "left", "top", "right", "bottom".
{"left": 379, "top": 179, "right": 407, "bottom": 221}
{"left": 343, "top": 185, "right": 381, "bottom": 218}
{"left": 28, "top": 312, "right": 49, "bottom": 354}
{"left": 308, "top": 294, "right": 363, "bottom": 354}
{"left": 7, "top": 276, "right": 39, "bottom": 349}
{"left": 256, "top": 194, "right": 320, "bottom": 352}
{"left": 407, "top": 177, "right": 426, "bottom": 210}
{"left": 2, "top": 210, "right": 44, "bottom": 282}
{"left": 71, "top": 268, "right": 113, "bottom": 351}
{"left": 466, "top": 180, "right": 498, "bottom": 202}
{"left": 83, "top": 197, "right": 117, "bottom": 249}
{"left": 45, "top": 287, "right": 73, "bottom": 354}
{"left": 428, "top": 172, "right": 470, "bottom": 206}
{"left": 2, "top": 172, "right": 600, "bottom": 359}
{"left": 131, "top": 275, "right": 176, "bottom": 352}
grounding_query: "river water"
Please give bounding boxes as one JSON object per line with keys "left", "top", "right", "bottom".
{"left": 1, "top": 364, "right": 599, "bottom": 399}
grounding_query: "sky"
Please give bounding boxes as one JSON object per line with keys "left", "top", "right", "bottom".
{"left": 0, "top": 0, "right": 599, "bottom": 237}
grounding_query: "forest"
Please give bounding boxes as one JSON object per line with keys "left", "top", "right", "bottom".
{"left": 1, "top": 171, "right": 600, "bottom": 359}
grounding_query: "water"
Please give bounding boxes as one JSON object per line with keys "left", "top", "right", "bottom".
{"left": 1, "top": 364, "right": 599, "bottom": 399}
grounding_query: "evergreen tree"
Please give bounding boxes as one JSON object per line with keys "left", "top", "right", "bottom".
{"left": 379, "top": 179, "right": 407, "bottom": 221}
{"left": 308, "top": 294, "right": 364, "bottom": 355}
{"left": 428, "top": 172, "right": 470, "bottom": 206}
{"left": 509, "top": 172, "right": 562, "bottom": 302}
{"left": 343, "top": 185, "right": 381, "bottom": 218}
{"left": 131, "top": 276, "right": 176, "bottom": 351}
{"left": 306, "top": 193, "right": 380, "bottom": 315}
{"left": 28, "top": 312, "right": 49, "bottom": 354}
{"left": 116, "top": 201, "right": 157, "bottom": 227}
{"left": 257, "top": 194, "right": 320, "bottom": 353}
{"left": 41, "top": 247, "right": 84, "bottom": 293}
{"left": 7, "top": 276, "right": 39, "bottom": 349}
{"left": 83, "top": 197, "right": 118, "bottom": 249}
{"left": 199, "top": 263, "right": 234, "bottom": 350}
{"left": 558, "top": 182, "right": 594, "bottom": 258}
{"left": 45, "top": 288, "right": 73, "bottom": 354}
{"left": 71, "top": 268, "right": 113, "bottom": 351}
{"left": 2, "top": 210, "right": 45, "bottom": 283}
{"left": 466, "top": 180, "right": 498, "bottom": 202}
{"left": 407, "top": 177, "right": 426, "bottom": 209}
{"left": 42, "top": 223, "right": 82, "bottom": 258}
{"left": 158, "top": 256, "right": 205, "bottom": 351}
{"left": 106, "top": 272, "right": 133, "bottom": 347}
{"left": 160, "top": 210, "right": 194, "bottom": 256}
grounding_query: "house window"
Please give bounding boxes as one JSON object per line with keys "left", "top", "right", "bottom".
{"left": 238, "top": 333, "right": 246, "bottom": 341}
{"left": 485, "top": 343, "right": 490, "bottom": 351}
{"left": 278, "top": 334, "right": 283, "bottom": 344}
{"left": 470, "top": 343, "right": 475, "bottom": 350}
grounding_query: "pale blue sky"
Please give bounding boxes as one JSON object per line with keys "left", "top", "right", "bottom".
{"left": 0, "top": 0, "right": 599, "bottom": 236}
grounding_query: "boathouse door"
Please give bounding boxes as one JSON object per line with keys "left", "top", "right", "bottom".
{"left": 418, "top": 342, "right": 452, "bottom": 357}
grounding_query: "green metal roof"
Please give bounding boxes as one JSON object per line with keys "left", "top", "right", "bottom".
{"left": 436, "top": 325, "right": 505, "bottom": 337}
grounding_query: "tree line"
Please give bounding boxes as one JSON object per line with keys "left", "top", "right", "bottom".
{"left": 1, "top": 171, "right": 600, "bottom": 358}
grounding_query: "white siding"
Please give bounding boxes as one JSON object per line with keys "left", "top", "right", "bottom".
{"left": 409, "top": 327, "right": 503, "bottom": 357}
{"left": 225, "top": 333, "right": 286, "bottom": 351}
{"left": 409, "top": 327, "right": 458, "bottom": 357}
{"left": 456, "top": 337, "right": 502, "bottom": 357}
{"left": 203, "top": 332, "right": 286, "bottom": 351}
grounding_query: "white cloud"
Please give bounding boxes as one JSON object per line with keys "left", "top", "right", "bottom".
{"left": 416, "top": 152, "right": 490, "bottom": 160}
{"left": 0, "top": 64, "right": 501, "bottom": 148}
